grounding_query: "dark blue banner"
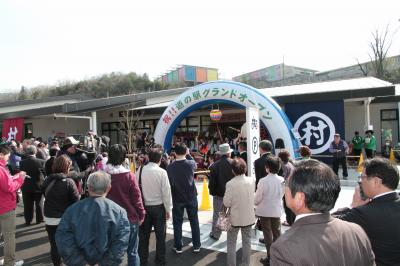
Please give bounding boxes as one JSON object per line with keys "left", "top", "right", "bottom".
{"left": 285, "top": 100, "right": 345, "bottom": 156}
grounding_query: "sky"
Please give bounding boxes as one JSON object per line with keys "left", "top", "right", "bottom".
{"left": 0, "top": 0, "right": 399, "bottom": 93}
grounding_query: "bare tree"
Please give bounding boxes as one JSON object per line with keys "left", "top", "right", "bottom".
{"left": 356, "top": 59, "right": 369, "bottom": 76}
{"left": 120, "top": 107, "right": 144, "bottom": 156}
{"left": 368, "top": 25, "right": 392, "bottom": 79}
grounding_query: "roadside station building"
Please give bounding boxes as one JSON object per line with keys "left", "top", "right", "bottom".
{"left": 1, "top": 77, "right": 399, "bottom": 157}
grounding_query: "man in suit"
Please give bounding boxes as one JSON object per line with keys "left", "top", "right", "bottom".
{"left": 270, "top": 159, "right": 375, "bottom": 266}
{"left": 254, "top": 140, "right": 273, "bottom": 189}
{"left": 334, "top": 157, "right": 400, "bottom": 266}
{"left": 238, "top": 141, "right": 247, "bottom": 164}
{"left": 254, "top": 140, "right": 274, "bottom": 244}
{"left": 208, "top": 143, "right": 234, "bottom": 241}
{"left": 19, "top": 145, "right": 45, "bottom": 225}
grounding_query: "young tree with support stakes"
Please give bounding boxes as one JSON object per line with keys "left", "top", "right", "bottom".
{"left": 120, "top": 107, "right": 144, "bottom": 167}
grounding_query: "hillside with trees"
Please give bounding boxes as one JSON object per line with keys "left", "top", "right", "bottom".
{"left": 0, "top": 72, "right": 170, "bottom": 103}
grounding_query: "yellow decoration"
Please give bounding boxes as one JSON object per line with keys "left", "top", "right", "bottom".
{"left": 357, "top": 152, "right": 364, "bottom": 173}
{"left": 389, "top": 149, "right": 396, "bottom": 163}
{"left": 210, "top": 109, "right": 222, "bottom": 121}
{"left": 130, "top": 161, "right": 136, "bottom": 173}
{"left": 199, "top": 178, "right": 212, "bottom": 211}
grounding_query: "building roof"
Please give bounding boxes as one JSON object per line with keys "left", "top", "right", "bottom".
{"left": 260, "top": 77, "right": 395, "bottom": 103}
{"left": 133, "top": 101, "right": 172, "bottom": 111}
{"left": 0, "top": 77, "right": 396, "bottom": 121}
{"left": 0, "top": 94, "right": 89, "bottom": 108}
{"left": 0, "top": 94, "right": 91, "bottom": 120}
{"left": 61, "top": 87, "right": 187, "bottom": 113}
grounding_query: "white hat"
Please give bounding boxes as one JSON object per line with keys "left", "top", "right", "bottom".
{"left": 219, "top": 143, "right": 233, "bottom": 154}
{"left": 65, "top": 136, "right": 79, "bottom": 145}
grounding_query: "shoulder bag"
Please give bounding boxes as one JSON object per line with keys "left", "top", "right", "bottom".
{"left": 216, "top": 206, "right": 231, "bottom": 231}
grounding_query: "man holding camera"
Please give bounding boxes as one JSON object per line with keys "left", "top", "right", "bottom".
{"left": 334, "top": 157, "right": 400, "bottom": 266}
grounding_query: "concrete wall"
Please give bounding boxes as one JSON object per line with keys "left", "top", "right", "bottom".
{"left": 344, "top": 101, "right": 398, "bottom": 152}
{"left": 25, "top": 116, "right": 90, "bottom": 140}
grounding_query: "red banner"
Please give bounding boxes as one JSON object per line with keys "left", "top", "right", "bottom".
{"left": 2, "top": 118, "right": 24, "bottom": 142}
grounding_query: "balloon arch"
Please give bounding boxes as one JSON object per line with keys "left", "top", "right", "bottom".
{"left": 154, "top": 81, "right": 300, "bottom": 158}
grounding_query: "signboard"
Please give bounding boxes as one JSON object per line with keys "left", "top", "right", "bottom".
{"left": 2, "top": 118, "right": 24, "bottom": 142}
{"left": 246, "top": 107, "right": 260, "bottom": 178}
{"left": 154, "top": 81, "right": 300, "bottom": 157}
{"left": 285, "top": 100, "right": 345, "bottom": 156}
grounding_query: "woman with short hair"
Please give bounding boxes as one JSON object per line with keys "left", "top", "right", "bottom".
{"left": 42, "top": 155, "right": 80, "bottom": 266}
{"left": 254, "top": 156, "right": 285, "bottom": 265}
{"left": 299, "top": 145, "right": 312, "bottom": 160}
{"left": 223, "top": 158, "right": 255, "bottom": 266}
{"left": 106, "top": 144, "right": 145, "bottom": 266}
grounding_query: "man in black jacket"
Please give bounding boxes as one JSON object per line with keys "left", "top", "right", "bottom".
{"left": 19, "top": 145, "right": 45, "bottom": 225}
{"left": 333, "top": 157, "right": 400, "bottom": 266}
{"left": 57, "top": 137, "right": 92, "bottom": 196}
{"left": 208, "top": 143, "right": 234, "bottom": 240}
{"left": 238, "top": 141, "right": 247, "bottom": 164}
{"left": 254, "top": 140, "right": 273, "bottom": 189}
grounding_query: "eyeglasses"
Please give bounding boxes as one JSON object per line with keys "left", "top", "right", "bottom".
{"left": 360, "top": 174, "right": 381, "bottom": 181}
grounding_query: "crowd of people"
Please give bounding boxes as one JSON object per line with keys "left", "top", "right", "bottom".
{"left": 0, "top": 129, "right": 399, "bottom": 266}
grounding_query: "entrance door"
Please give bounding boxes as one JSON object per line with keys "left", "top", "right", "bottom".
{"left": 380, "top": 109, "right": 399, "bottom": 155}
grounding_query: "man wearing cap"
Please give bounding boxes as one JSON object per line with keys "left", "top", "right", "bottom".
{"left": 208, "top": 143, "right": 234, "bottom": 240}
{"left": 329, "top": 134, "right": 349, "bottom": 180}
{"left": 57, "top": 137, "right": 92, "bottom": 195}
{"left": 364, "top": 130, "right": 376, "bottom": 159}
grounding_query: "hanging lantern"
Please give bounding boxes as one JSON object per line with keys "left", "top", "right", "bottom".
{"left": 210, "top": 109, "right": 222, "bottom": 121}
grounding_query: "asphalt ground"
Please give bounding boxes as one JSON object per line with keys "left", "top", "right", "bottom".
{"left": 0, "top": 204, "right": 267, "bottom": 266}
{"left": 1, "top": 182, "right": 360, "bottom": 266}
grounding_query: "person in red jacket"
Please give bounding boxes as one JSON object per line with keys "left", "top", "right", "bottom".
{"left": 106, "top": 144, "right": 145, "bottom": 266}
{"left": 0, "top": 144, "right": 26, "bottom": 266}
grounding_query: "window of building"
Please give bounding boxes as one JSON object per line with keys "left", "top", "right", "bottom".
{"left": 101, "top": 122, "right": 126, "bottom": 145}
{"left": 380, "top": 109, "right": 399, "bottom": 152}
{"left": 24, "top": 123, "right": 33, "bottom": 139}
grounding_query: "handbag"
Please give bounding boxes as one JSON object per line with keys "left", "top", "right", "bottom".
{"left": 216, "top": 206, "right": 231, "bottom": 231}
{"left": 256, "top": 218, "right": 262, "bottom": 231}
{"left": 138, "top": 166, "right": 146, "bottom": 206}
{"left": 36, "top": 171, "right": 45, "bottom": 187}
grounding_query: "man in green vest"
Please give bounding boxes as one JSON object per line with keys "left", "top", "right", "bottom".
{"left": 352, "top": 131, "right": 363, "bottom": 156}
{"left": 364, "top": 130, "right": 376, "bottom": 158}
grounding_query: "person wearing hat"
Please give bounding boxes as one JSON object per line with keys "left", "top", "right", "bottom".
{"left": 329, "top": 133, "right": 349, "bottom": 180}
{"left": 364, "top": 130, "right": 376, "bottom": 159}
{"left": 208, "top": 143, "right": 234, "bottom": 241}
{"left": 57, "top": 137, "right": 92, "bottom": 196}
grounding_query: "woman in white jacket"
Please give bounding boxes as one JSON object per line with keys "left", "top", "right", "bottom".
{"left": 254, "top": 156, "right": 285, "bottom": 265}
{"left": 223, "top": 158, "right": 255, "bottom": 266}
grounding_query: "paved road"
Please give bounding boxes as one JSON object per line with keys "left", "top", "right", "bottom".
{"left": 1, "top": 183, "right": 356, "bottom": 266}
{"left": 1, "top": 206, "right": 266, "bottom": 266}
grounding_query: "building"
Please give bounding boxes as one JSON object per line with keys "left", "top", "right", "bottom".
{"left": 157, "top": 65, "right": 218, "bottom": 87}
{"left": 232, "top": 55, "right": 400, "bottom": 88}
{"left": 1, "top": 77, "right": 398, "bottom": 156}
{"left": 233, "top": 63, "right": 318, "bottom": 88}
